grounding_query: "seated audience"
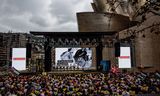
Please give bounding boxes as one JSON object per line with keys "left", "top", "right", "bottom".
{"left": 0, "top": 71, "right": 159, "bottom": 95}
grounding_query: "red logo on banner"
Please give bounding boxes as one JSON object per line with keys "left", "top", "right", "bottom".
{"left": 13, "top": 58, "right": 26, "bottom": 60}
{"left": 119, "top": 56, "right": 130, "bottom": 59}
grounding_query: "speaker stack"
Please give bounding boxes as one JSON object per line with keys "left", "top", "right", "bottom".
{"left": 114, "top": 42, "right": 120, "bottom": 57}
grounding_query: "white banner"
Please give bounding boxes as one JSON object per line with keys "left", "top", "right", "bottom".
{"left": 12, "top": 48, "right": 26, "bottom": 71}
{"left": 118, "top": 47, "right": 131, "bottom": 68}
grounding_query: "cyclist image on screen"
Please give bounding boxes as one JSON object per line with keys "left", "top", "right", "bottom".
{"left": 60, "top": 48, "right": 74, "bottom": 60}
{"left": 73, "top": 48, "right": 91, "bottom": 68}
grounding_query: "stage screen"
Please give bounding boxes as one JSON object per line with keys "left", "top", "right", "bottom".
{"left": 55, "top": 48, "right": 92, "bottom": 68}
{"left": 118, "top": 47, "right": 131, "bottom": 68}
{"left": 12, "top": 48, "right": 26, "bottom": 71}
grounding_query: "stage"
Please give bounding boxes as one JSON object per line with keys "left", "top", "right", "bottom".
{"left": 19, "top": 69, "right": 100, "bottom": 75}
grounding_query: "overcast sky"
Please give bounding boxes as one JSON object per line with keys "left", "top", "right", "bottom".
{"left": 0, "top": 0, "right": 93, "bottom": 33}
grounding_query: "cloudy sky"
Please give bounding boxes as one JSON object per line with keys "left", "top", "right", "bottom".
{"left": 0, "top": 0, "right": 93, "bottom": 33}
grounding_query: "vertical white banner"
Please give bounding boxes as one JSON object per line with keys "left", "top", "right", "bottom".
{"left": 118, "top": 47, "right": 131, "bottom": 68}
{"left": 12, "top": 48, "right": 26, "bottom": 71}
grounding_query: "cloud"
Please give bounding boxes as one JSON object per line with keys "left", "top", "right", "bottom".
{"left": 49, "top": 0, "right": 93, "bottom": 32}
{"left": 30, "top": 16, "right": 49, "bottom": 27}
{"left": 0, "top": 0, "right": 93, "bottom": 32}
{"left": 49, "top": 1, "right": 74, "bottom": 24}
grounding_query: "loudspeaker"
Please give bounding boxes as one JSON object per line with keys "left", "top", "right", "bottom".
{"left": 44, "top": 44, "right": 52, "bottom": 72}
{"left": 114, "top": 42, "right": 120, "bottom": 57}
{"left": 26, "top": 43, "right": 32, "bottom": 58}
{"left": 10, "top": 48, "right": 12, "bottom": 58}
{"left": 96, "top": 45, "right": 102, "bottom": 71}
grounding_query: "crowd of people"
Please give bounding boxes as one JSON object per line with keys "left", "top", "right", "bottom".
{"left": 0, "top": 71, "right": 160, "bottom": 96}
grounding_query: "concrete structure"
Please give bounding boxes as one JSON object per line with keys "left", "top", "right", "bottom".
{"left": 91, "top": 0, "right": 147, "bottom": 19}
{"left": 77, "top": 0, "right": 160, "bottom": 71}
{"left": 77, "top": 12, "right": 136, "bottom": 32}
{"left": 119, "top": 13, "right": 160, "bottom": 71}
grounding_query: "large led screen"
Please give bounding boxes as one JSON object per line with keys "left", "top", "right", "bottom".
{"left": 12, "top": 48, "right": 26, "bottom": 71}
{"left": 55, "top": 48, "right": 92, "bottom": 68}
{"left": 118, "top": 47, "right": 131, "bottom": 68}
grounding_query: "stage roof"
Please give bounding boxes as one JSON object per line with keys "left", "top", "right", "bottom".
{"left": 30, "top": 31, "right": 117, "bottom": 37}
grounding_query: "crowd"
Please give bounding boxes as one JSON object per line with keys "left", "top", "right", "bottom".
{"left": 0, "top": 71, "right": 160, "bottom": 96}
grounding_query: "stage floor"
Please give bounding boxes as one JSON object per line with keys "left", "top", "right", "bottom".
{"left": 19, "top": 70, "right": 100, "bottom": 75}
{"left": 48, "top": 70, "right": 99, "bottom": 74}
